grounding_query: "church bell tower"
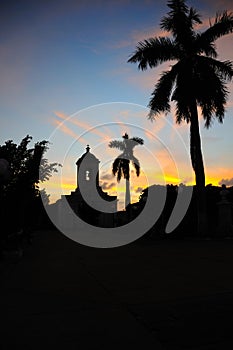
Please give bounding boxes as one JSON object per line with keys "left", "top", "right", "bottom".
{"left": 76, "top": 145, "right": 100, "bottom": 190}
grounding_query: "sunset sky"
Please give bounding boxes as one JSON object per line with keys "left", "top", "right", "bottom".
{"left": 1, "top": 0, "right": 233, "bottom": 209}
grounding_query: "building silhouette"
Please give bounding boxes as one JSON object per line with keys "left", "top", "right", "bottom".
{"left": 59, "top": 145, "right": 117, "bottom": 228}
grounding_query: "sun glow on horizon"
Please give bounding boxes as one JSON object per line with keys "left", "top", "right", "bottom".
{"left": 39, "top": 99, "right": 233, "bottom": 211}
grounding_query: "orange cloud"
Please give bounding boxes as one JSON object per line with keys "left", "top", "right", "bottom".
{"left": 206, "top": 167, "right": 233, "bottom": 186}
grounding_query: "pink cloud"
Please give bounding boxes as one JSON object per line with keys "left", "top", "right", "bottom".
{"left": 54, "top": 111, "right": 113, "bottom": 143}
{"left": 52, "top": 119, "right": 83, "bottom": 141}
{"left": 111, "top": 26, "right": 169, "bottom": 50}
{"left": 131, "top": 27, "right": 169, "bottom": 44}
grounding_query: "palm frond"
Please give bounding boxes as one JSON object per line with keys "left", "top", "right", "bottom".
{"left": 161, "top": 0, "right": 198, "bottom": 47}
{"left": 122, "top": 160, "right": 130, "bottom": 180}
{"left": 161, "top": 3, "right": 201, "bottom": 31}
{"left": 197, "top": 78, "right": 228, "bottom": 128}
{"left": 148, "top": 64, "right": 178, "bottom": 119}
{"left": 194, "top": 33, "right": 217, "bottom": 58}
{"left": 171, "top": 61, "right": 193, "bottom": 123}
{"left": 189, "top": 7, "right": 202, "bottom": 25}
{"left": 198, "top": 57, "right": 233, "bottom": 81}
{"left": 128, "top": 37, "right": 179, "bottom": 70}
{"left": 175, "top": 99, "right": 191, "bottom": 124}
{"left": 112, "top": 157, "right": 123, "bottom": 181}
{"left": 112, "top": 157, "right": 120, "bottom": 175}
{"left": 112, "top": 156, "right": 130, "bottom": 182}
{"left": 161, "top": 0, "right": 189, "bottom": 32}
{"left": 130, "top": 137, "right": 144, "bottom": 146}
{"left": 191, "top": 56, "right": 229, "bottom": 127}
{"left": 131, "top": 155, "right": 140, "bottom": 177}
{"left": 201, "top": 11, "right": 233, "bottom": 44}
{"left": 108, "top": 140, "right": 125, "bottom": 151}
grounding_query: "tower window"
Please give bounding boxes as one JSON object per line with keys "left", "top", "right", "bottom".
{"left": 86, "top": 170, "right": 90, "bottom": 181}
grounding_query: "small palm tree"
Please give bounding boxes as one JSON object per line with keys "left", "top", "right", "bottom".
{"left": 128, "top": 0, "right": 233, "bottom": 234}
{"left": 109, "top": 133, "right": 144, "bottom": 209}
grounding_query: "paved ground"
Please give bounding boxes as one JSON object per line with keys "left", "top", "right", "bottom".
{"left": 1, "top": 230, "right": 233, "bottom": 349}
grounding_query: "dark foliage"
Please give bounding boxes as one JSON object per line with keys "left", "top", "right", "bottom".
{"left": 0, "top": 135, "right": 60, "bottom": 243}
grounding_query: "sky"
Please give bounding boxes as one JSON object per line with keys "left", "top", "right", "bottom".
{"left": 1, "top": 0, "right": 233, "bottom": 210}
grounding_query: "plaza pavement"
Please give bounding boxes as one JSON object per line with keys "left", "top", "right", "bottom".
{"left": 1, "top": 229, "right": 233, "bottom": 349}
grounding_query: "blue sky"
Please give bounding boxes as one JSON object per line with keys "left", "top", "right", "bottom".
{"left": 1, "top": 0, "right": 233, "bottom": 208}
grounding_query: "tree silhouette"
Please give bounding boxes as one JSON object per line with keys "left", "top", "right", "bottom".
{"left": 128, "top": 0, "right": 233, "bottom": 234}
{"left": 109, "top": 133, "right": 144, "bottom": 209}
{"left": 0, "top": 135, "right": 61, "bottom": 235}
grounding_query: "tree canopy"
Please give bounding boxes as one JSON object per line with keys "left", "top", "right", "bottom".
{"left": 0, "top": 135, "right": 61, "bottom": 234}
{"left": 0, "top": 135, "right": 60, "bottom": 198}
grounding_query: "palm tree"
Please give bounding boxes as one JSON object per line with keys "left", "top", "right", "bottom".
{"left": 128, "top": 0, "right": 233, "bottom": 234}
{"left": 109, "top": 133, "right": 144, "bottom": 209}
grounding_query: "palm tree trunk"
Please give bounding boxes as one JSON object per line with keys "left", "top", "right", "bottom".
{"left": 125, "top": 176, "right": 131, "bottom": 209}
{"left": 190, "top": 100, "right": 207, "bottom": 235}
